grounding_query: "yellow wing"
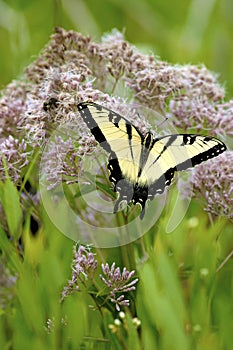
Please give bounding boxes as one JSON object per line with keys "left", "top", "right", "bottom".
{"left": 78, "top": 101, "right": 143, "bottom": 186}
{"left": 78, "top": 102, "right": 227, "bottom": 219}
{"left": 139, "top": 134, "right": 226, "bottom": 203}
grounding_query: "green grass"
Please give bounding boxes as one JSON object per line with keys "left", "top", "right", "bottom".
{"left": 0, "top": 169, "right": 232, "bottom": 349}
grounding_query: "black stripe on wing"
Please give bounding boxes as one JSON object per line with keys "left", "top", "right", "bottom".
{"left": 126, "top": 123, "right": 135, "bottom": 160}
{"left": 150, "top": 134, "right": 180, "bottom": 166}
{"left": 78, "top": 102, "right": 112, "bottom": 153}
{"left": 138, "top": 133, "right": 152, "bottom": 177}
{"left": 178, "top": 142, "right": 226, "bottom": 170}
{"left": 172, "top": 134, "right": 226, "bottom": 170}
{"left": 78, "top": 102, "right": 143, "bottom": 154}
{"left": 108, "top": 157, "right": 135, "bottom": 213}
{"left": 138, "top": 134, "right": 227, "bottom": 218}
{"left": 146, "top": 135, "right": 226, "bottom": 198}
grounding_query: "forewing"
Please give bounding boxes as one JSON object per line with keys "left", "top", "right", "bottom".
{"left": 78, "top": 102, "right": 144, "bottom": 206}
{"left": 78, "top": 102, "right": 142, "bottom": 161}
{"left": 140, "top": 134, "right": 226, "bottom": 198}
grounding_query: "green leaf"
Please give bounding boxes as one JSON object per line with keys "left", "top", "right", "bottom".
{"left": 126, "top": 314, "right": 141, "bottom": 350}
{"left": 0, "top": 179, "right": 23, "bottom": 240}
{"left": 0, "top": 226, "right": 22, "bottom": 271}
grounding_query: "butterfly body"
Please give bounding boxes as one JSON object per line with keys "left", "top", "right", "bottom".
{"left": 78, "top": 102, "right": 226, "bottom": 218}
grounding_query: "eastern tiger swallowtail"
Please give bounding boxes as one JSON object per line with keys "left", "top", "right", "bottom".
{"left": 77, "top": 101, "right": 227, "bottom": 219}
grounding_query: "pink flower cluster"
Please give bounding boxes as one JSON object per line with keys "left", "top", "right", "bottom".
{"left": 0, "top": 27, "right": 232, "bottom": 218}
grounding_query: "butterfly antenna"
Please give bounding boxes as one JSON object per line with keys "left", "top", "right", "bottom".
{"left": 136, "top": 111, "right": 169, "bottom": 129}
{"left": 156, "top": 115, "right": 169, "bottom": 128}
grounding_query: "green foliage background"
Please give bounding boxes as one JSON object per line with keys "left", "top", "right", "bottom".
{"left": 0, "top": 1, "right": 233, "bottom": 349}
{"left": 1, "top": 0, "right": 233, "bottom": 96}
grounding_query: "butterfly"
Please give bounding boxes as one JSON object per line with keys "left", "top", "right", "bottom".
{"left": 77, "top": 101, "right": 227, "bottom": 219}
